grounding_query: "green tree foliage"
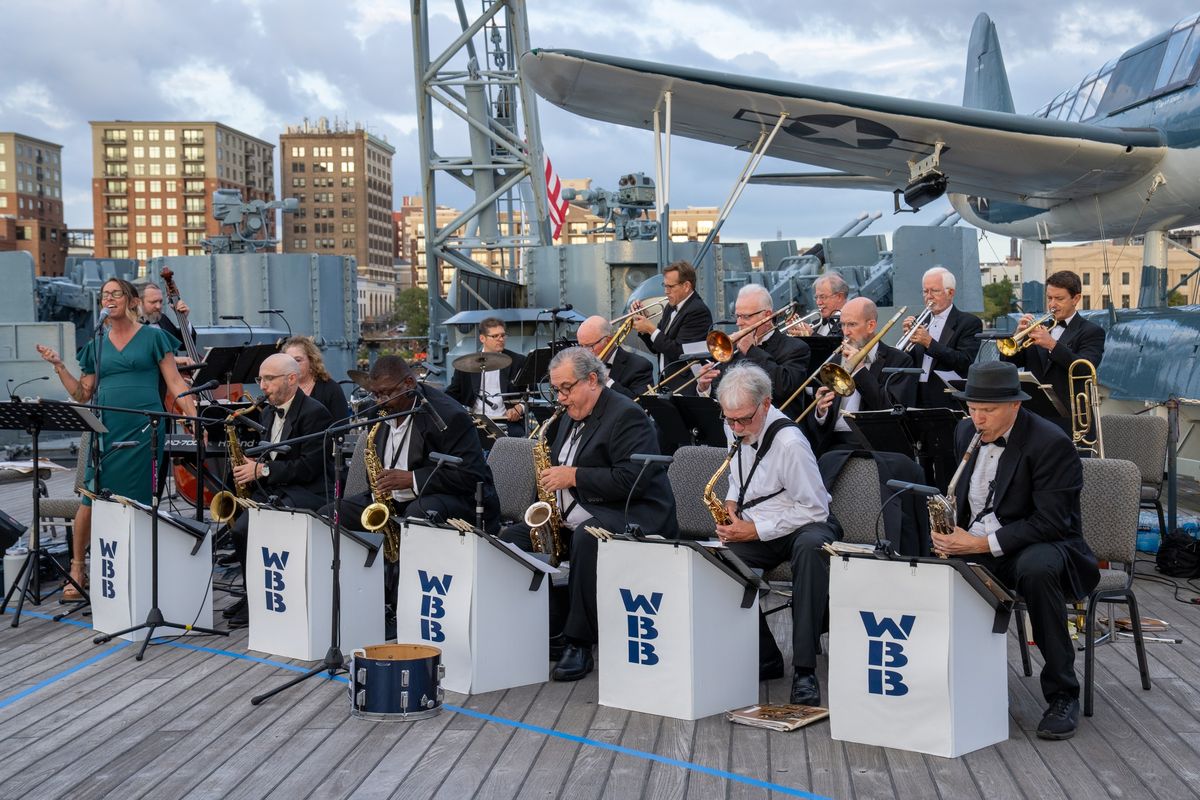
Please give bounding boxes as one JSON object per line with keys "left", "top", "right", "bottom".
{"left": 393, "top": 287, "right": 429, "bottom": 338}
{"left": 982, "top": 277, "right": 1015, "bottom": 322}
{"left": 1168, "top": 290, "right": 1189, "bottom": 307}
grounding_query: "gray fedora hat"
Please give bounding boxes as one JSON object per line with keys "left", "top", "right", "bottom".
{"left": 952, "top": 361, "right": 1030, "bottom": 403}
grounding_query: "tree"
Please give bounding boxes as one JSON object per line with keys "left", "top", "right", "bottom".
{"left": 393, "top": 287, "right": 429, "bottom": 338}
{"left": 1168, "top": 289, "right": 1189, "bottom": 307}
{"left": 982, "top": 277, "right": 1015, "bottom": 322}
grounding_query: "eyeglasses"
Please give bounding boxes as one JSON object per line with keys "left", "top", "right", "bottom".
{"left": 552, "top": 378, "right": 581, "bottom": 397}
{"left": 577, "top": 337, "right": 604, "bottom": 350}
{"left": 663, "top": 280, "right": 682, "bottom": 289}
{"left": 922, "top": 288, "right": 947, "bottom": 296}
{"left": 372, "top": 382, "right": 408, "bottom": 398}
{"left": 734, "top": 309, "right": 770, "bottom": 321}
{"left": 100, "top": 290, "right": 126, "bottom": 300}
{"left": 482, "top": 332, "right": 506, "bottom": 339}
{"left": 722, "top": 407, "right": 761, "bottom": 427}
{"left": 256, "top": 374, "right": 286, "bottom": 385}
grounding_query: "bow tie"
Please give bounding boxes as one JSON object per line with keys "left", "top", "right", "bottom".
{"left": 664, "top": 304, "right": 676, "bottom": 314}
{"left": 272, "top": 406, "right": 286, "bottom": 418}
{"left": 986, "top": 436, "right": 1006, "bottom": 448}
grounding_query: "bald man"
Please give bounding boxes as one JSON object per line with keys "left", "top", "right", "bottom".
{"left": 576, "top": 315, "right": 654, "bottom": 397}
{"left": 807, "top": 297, "right": 916, "bottom": 455}
{"left": 222, "top": 352, "right": 334, "bottom": 628}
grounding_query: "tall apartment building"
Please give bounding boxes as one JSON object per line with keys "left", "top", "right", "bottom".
{"left": 0, "top": 132, "right": 68, "bottom": 276}
{"left": 280, "top": 119, "right": 396, "bottom": 324}
{"left": 90, "top": 121, "right": 274, "bottom": 263}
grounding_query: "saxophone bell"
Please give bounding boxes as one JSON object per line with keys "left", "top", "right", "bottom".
{"left": 361, "top": 501, "right": 391, "bottom": 532}
{"left": 210, "top": 490, "right": 249, "bottom": 524}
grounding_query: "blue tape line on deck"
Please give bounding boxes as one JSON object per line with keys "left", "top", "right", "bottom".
{"left": 443, "top": 702, "right": 829, "bottom": 799}
{"left": 0, "top": 643, "right": 127, "bottom": 710}
{"left": 13, "top": 611, "right": 828, "bottom": 799}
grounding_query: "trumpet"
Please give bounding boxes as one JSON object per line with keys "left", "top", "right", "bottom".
{"left": 996, "top": 312, "right": 1056, "bottom": 356}
{"left": 794, "top": 306, "right": 908, "bottom": 422}
{"left": 778, "top": 309, "right": 822, "bottom": 336}
{"left": 896, "top": 302, "right": 934, "bottom": 352}
{"left": 597, "top": 298, "right": 666, "bottom": 362}
{"left": 1069, "top": 358, "right": 1104, "bottom": 457}
{"left": 616, "top": 297, "right": 666, "bottom": 325}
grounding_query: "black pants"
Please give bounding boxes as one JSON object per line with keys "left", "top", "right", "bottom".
{"left": 500, "top": 519, "right": 600, "bottom": 645}
{"left": 728, "top": 520, "right": 840, "bottom": 670}
{"left": 972, "top": 542, "right": 1079, "bottom": 701}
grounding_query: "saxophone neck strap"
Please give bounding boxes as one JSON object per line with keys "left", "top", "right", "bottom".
{"left": 736, "top": 417, "right": 796, "bottom": 513}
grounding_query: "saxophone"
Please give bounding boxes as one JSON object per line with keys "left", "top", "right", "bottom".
{"left": 704, "top": 439, "right": 742, "bottom": 526}
{"left": 210, "top": 400, "right": 263, "bottom": 523}
{"left": 526, "top": 406, "right": 566, "bottom": 566}
{"left": 928, "top": 431, "right": 984, "bottom": 559}
{"left": 362, "top": 413, "right": 401, "bottom": 563}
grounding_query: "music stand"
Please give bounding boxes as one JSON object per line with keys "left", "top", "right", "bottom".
{"left": 0, "top": 401, "right": 106, "bottom": 627}
{"left": 945, "top": 373, "right": 1067, "bottom": 419}
{"left": 796, "top": 335, "right": 843, "bottom": 368}
{"left": 638, "top": 395, "right": 692, "bottom": 456}
{"left": 674, "top": 395, "right": 726, "bottom": 447}
{"left": 843, "top": 409, "right": 916, "bottom": 457}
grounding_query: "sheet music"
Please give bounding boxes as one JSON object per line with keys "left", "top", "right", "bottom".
{"left": 499, "top": 540, "right": 560, "bottom": 574}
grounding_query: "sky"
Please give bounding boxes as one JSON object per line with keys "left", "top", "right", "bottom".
{"left": 3, "top": 0, "right": 1198, "bottom": 259}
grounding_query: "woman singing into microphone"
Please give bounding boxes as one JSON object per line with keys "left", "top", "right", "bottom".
{"left": 36, "top": 277, "right": 197, "bottom": 600}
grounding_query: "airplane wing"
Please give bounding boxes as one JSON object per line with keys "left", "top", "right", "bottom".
{"left": 521, "top": 49, "right": 1166, "bottom": 206}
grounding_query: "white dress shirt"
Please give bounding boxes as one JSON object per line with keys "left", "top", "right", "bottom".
{"left": 383, "top": 416, "right": 417, "bottom": 502}
{"left": 966, "top": 421, "right": 1015, "bottom": 557}
{"left": 1051, "top": 313, "right": 1075, "bottom": 342}
{"left": 268, "top": 395, "right": 295, "bottom": 461}
{"left": 651, "top": 291, "right": 695, "bottom": 370}
{"left": 919, "top": 306, "right": 952, "bottom": 382}
{"left": 473, "top": 368, "right": 506, "bottom": 419}
{"left": 725, "top": 406, "right": 830, "bottom": 541}
{"left": 555, "top": 421, "right": 589, "bottom": 530}
{"left": 814, "top": 343, "right": 878, "bottom": 432}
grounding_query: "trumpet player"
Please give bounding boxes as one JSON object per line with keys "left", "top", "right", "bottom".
{"left": 697, "top": 285, "right": 811, "bottom": 413}
{"left": 808, "top": 298, "right": 917, "bottom": 455}
{"left": 716, "top": 364, "right": 839, "bottom": 706}
{"left": 576, "top": 315, "right": 653, "bottom": 398}
{"left": 631, "top": 260, "right": 713, "bottom": 387}
{"left": 903, "top": 267, "right": 983, "bottom": 409}
{"left": 787, "top": 273, "right": 848, "bottom": 337}
{"left": 1000, "top": 270, "right": 1106, "bottom": 435}
{"left": 223, "top": 354, "right": 333, "bottom": 628}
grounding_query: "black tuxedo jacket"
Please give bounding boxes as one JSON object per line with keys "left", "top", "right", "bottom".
{"left": 547, "top": 388, "right": 678, "bottom": 537}
{"left": 712, "top": 332, "right": 811, "bottom": 415}
{"left": 806, "top": 342, "right": 916, "bottom": 446}
{"left": 607, "top": 347, "right": 654, "bottom": 398}
{"left": 446, "top": 348, "right": 527, "bottom": 413}
{"left": 371, "top": 385, "right": 499, "bottom": 514}
{"left": 953, "top": 408, "right": 1099, "bottom": 600}
{"left": 153, "top": 316, "right": 195, "bottom": 354}
{"left": 637, "top": 293, "right": 713, "bottom": 367}
{"left": 252, "top": 390, "right": 333, "bottom": 501}
{"left": 1001, "top": 314, "right": 1105, "bottom": 422}
{"left": 907, "top": 305, "right": 983, "bottom": 408}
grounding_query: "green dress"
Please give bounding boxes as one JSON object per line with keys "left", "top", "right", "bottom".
{"left": 79, "top": 325, "right": 180, "bottom": 506}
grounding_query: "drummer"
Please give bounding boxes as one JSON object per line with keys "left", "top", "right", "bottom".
{"left": 446, "top": 316, "right": 528, "bottom": 437}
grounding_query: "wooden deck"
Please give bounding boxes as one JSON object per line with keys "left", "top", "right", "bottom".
{"left": 1, "top": 471, "right": 1199, "bottom": 799}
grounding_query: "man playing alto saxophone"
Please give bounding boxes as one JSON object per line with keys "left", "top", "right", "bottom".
{"left": 714, "top": 363, "right": 841, "bottom": 707}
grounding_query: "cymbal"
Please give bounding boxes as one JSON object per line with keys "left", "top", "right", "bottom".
{"left": 452, "top": 351, "right": 512, "bottom": 373}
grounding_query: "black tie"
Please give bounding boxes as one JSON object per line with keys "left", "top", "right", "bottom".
{"left": 988, "top": 436, "right": 1006, "bottom": 448}
{"left": 660, "top": 305, "right": 676, "bottom": 330}
{"left": 273, "top": 406, "right": 286, "bottom": 418}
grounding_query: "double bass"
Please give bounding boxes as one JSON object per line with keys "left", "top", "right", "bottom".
{"left": 160, "top": 267, "right": 244, "bottom": 505}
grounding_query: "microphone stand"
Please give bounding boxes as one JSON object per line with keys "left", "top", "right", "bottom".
{"left": 623, "top": 453, "right": 673, "bottom": 539}
{"left": 87, "top": 403, "right": 228, "bottom": 660}
{"left": 249, "top": 404, "right": 427, "bottom": 706}
{"left": 875, "top": 479, "right": 939, "bottom": 557}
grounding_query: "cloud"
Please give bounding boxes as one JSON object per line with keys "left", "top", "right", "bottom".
{"left": 152, "top": 59, "right": 283, "bottom": 140}
{"left": 286, "top": 69, "right": 346, "bottom": 110}
{"left": 0, "top": 81, "right": 72, "bottom": 130}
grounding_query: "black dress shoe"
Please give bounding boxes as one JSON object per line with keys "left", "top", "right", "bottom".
{"left": 227, "top": 603, "right": 250, "bottom": 629}
{"left": 759, "top": 654, "right": 785, "bottom": 682}
{"left": 549, "top": 633, "right": 567, "bottom": 662}
{"left": 1036, "top": 694, "right": 1079, "bottom": 740}
{"left": 790, "top": 671, "right": 821, "bottom": 706}
{"left": 222, "top": 598, "right": 247, "bottom": 620}
{"left": 551, "top": 644, "right": 594, "bottom": 681}
{"left": 216, "top": 552, "right": 240, "bottom": 568}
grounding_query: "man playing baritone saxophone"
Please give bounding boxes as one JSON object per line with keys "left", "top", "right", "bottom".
{"left": 223, "top": 353, "right": 333, "bottom": 628}
{"left": 934, "top": 361, "right": 1099, "bottom": 740}
{"left": 715, "top": 363, "right": 841, "bottom": 707}
{"left": 500, "top": 347, "right": 677, "bottom": 682}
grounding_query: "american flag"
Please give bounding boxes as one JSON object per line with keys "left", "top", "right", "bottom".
{"left": 544, "top": 152, "right": 569, "bottom": 241}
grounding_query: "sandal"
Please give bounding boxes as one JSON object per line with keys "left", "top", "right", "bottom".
{"left": 62, "top": 559, "right": 88, "bottom": 602}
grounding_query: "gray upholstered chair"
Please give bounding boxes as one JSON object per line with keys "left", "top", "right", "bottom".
{"left": 486, "top": 436, "right": 536, "bottom": 524}
{"left": 1013, "top": 457, "right": 1151, "bottom": 717}
{"left": 343, "top": 429, "right": 371, "bottom": 499}
{"left": 1098, "top": 413, "right": 1169, "bottom": 540}
{"left": 37, "top": 432, "right": 91, "bottom": 546}
{"left": 667, "top": 445, "right": 729, "bottom": 540}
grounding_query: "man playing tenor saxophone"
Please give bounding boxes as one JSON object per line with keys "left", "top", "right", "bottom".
{"left": 715, "top": 363, "right": 841, "bottom": 707}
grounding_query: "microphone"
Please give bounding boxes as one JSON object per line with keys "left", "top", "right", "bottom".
{"left": 232, "top": 414, "right": 266, "bottom": 434}
{"left": 111, "top": 440, "right": 140, "bottom": 450}
{"left": 177, "top": 379, "right": 219, "bottom": 399}
{"left": 428, "top": 451, "right": 463, "bottom": 466}
{"left": 220, "top": 315, "right": 254, "bottom": 345}
{"left": 92, "top": 308, "right": 111, "bottom": 333}
{"left": 259, "top": 309, "right": 291, "bottom": 339}
{"left": 420, "top": 394, "right": 448, "bottom": 433}
{"left": 413, "top": 452, "right": 462, "bottom": 500}
{"left": 8, "top": 376, "right": 49, "bottom": 401}
{"left": 544, "top": 303, "right": 573, "bottom": 315}
{"left": 475, "top": 482, "right": 484, "bottom": 531}
{"left": 881, "top": 367, "right": 923, "bottom": 375}
{"left": 244, "top": 442, "right": 290, "bottom": 457}
{"left": 623, "top": 452, "right": 673, "bottom": 537}
{"left": 874, "top": 480, "right": 938, "bottom": 556}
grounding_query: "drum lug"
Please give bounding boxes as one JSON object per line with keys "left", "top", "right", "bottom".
{"left": 422, "top": 694, "right": 433, "bottom": 708}
{"left": 436, "top": 686, "right": 444, "bottom": 703}
{"left": 437, "top": 664, "right": 446, "bottom": 680}
{"left": 357, "top": 668, "right": 367, "bottom": 683}
{"left": 355, "top": 689, "right": 366, "bottom": 708}
{"left": 400, "top": 690, "right": 409, "bottom": 709}
{"left": 401, "top": 669, "right": 410, "bottom": 688}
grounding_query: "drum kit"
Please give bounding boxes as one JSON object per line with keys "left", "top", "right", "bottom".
{"left": 450, "top": 351, "right": 511, "bottom": 374}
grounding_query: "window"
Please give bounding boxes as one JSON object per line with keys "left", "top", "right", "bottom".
{"left": 151, "top": 232, "right": 163, "bottom": 244}
{"left": 166, "top": 198, "right": 177, "bottom": 210}
{"left": 1082, "top": 296, "right": 1092, "bottom": 310}
{"left": 291, "top": 162, "right": 305, "bottom": 173}
{"left": 134, "top": 180, "right": 145, "bottom": 193}
{"left": 148, "top": 164, "right": 161, "bottom": 175}
{"left": 149, "top": 146, "right": 160, "bottom": 159}
{"left": 164, "top": 164, "right": 176, "bottom": 176}
{"left": 340, "top": 145, "right": 354, "bottom": 157}
{"left": 341, "top": 177, "right": 355, "bottom": 188}
{"left": 135, "top": 198, "right": 146, "bottom": 210}
{"left": 292, "top": 177, "right": 306, "bottom": 187}
{"left": 167, "top": 215, "right": 178, "bottom": 227}
{"left": 135, "top": 215, "right": 146, "bottom": 226}
{"left": 1121, "top": 295, "right": 1131, "bottom": 308}
{"left": 132, "top": 163, "right": 145, "bottom": 176}
{"left": 1097, "top": 39, "right": 1170, "bottom": 115}
{"left": 1082, "top": 272, "right": 1091, "bottom": 286}
{"left": 341, "top": 161, "right": 354, "bottom": 172}
{"left": 150, "top": 215, "right": 162, "bottom": 227}
{"left": 164, "top": 146, "right": 176, "bottom": 159}
{"left": 291, "top": 146, "right": 305, "bottom": 158}
{"left": 164, "top": 129, "right": 175, "bottom": 142}
{"left": 133, "top": 129, "right": 145, "bottom": 141}
{"left": 135, "top": 232, "right": 147, "bottom": 244}
{"left": 165, "top": 180, "right": 176, "bottom": 192}
{"left": 148, "top": 129, "right": 160, "bottom": 141}
{"left": 1121, "top": 271, "right": 1131, "bottom": 285}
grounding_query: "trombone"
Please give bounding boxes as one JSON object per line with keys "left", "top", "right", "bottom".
{"left": 1069, "top": 358, "right": 1104, "bottom": 457}
{"left": 996, "top": 312, "right": 1056, "bottom": 356}
{"left": 658, "top": 303, "right": 797, "bottom": 395}
{"left": 896, "top": 302, "right": 934, "bottom": 352}
{"left": 793, "top": 306, "right": 908, "bottom": 422}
